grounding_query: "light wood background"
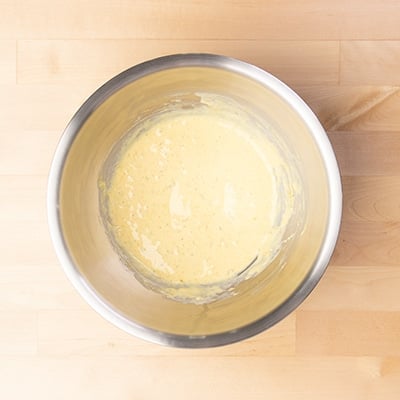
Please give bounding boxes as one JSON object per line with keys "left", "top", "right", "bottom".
{"left": 1, "top": 1, "right": 400, "bottom": 398}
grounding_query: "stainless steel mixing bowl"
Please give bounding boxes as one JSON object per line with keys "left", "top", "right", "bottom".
{"left": 48, "top": 54, "right": 342, "bottom": 348}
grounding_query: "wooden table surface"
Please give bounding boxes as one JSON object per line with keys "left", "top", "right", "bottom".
{"left": 1, "top": 1, "right": 400, "bottom": 398}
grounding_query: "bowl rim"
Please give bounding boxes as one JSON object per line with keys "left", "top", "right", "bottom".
{"left": 47, "top": 53, "right": 342, "bottom": 348}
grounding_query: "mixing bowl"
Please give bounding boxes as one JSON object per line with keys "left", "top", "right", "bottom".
{"left": 47, "top": 54, "right": 342, "bottom": 347}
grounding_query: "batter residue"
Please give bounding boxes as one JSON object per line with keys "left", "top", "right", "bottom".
{"left": 100, "top": 94, "right": 299, "bottom": 303}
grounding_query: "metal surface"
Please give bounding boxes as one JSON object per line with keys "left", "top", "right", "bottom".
{"left": 47, "top": 54, "right": 342, "bottom": 348}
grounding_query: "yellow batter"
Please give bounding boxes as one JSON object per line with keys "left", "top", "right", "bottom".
{"left": 100, "top": 94, "right": 298, "bottom": 303}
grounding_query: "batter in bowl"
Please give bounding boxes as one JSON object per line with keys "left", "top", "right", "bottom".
{"left": 100, "top": 94, "right": 300, "bottom": 303}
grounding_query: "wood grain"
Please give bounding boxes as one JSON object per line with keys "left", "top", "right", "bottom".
{"left": 342, "top": 176, "right": 400, "bottom": 222}
{"left": 17, "top": 39, "right": 339, "bottom": 86}
{"left": 3, "top": 1, "right": 400, "bottom": 40}
{"left": 37, "top": 310, "right": 295, "bottom": 357}
{"left": 0, "top": 2, "right": 17, "bottom": 38}
{"left": 331, "top": 220, "right": 400, "bottom": 267}
{"left": 0, "top": 130, "right": 60, "bottom": 175}
{"left": 0, "top": 85, "right": 94, "bottom": 132}
{"left": 297, "top": 311, "right": 400, "bottom": 356}
{"left": 296, "top": 85, "right": 400, "bottom": 132}
{"left": 341, "top": 41, "right": 400, "bottom": 86}
{"left": 0, "top": 175, "right": 46, "bottom": 221}
{"left": 332, "top": 89, "right": 400, "bottom": 132}
{"left": 0, "top": 219, "right": 57, "bottom": 267}
{"left": 329, "top": 131, "right": 400, "bottom": 176}
{"left": 1, "top": 356, "right": 400, "bottom": 400}
{"left": 2, "top": 1, "right": 400, "bottom": 399}
{"left": 301, "top": 266, "right": 400, "bottom": 312}
{"left": 0, "top": 311, "right": 37, "bottom": 355}
{"left": 0, "top": 265, "right": 83, "bottom": 311}
{"left": 0, "top": 40, "right": 15, "bottom": 83}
